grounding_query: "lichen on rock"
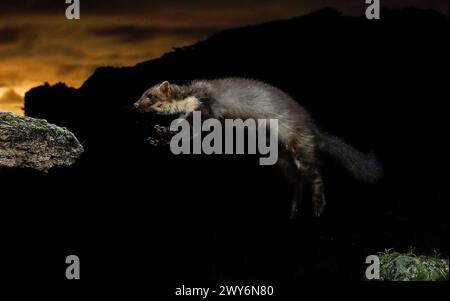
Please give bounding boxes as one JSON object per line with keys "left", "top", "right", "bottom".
{"left": 378, "top": 250, "right": 449, "bottom": 281}
{"left": 0, "top": 112, "right": 84, "bottom": 172}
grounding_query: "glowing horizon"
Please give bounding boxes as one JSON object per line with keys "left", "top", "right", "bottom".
{"left": 0, "top": 0, "right": 447, "bottom": 115}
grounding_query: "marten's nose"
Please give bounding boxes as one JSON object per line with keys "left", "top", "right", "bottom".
{"left": 133, "top": 102, "right": 140, "bottom": 109}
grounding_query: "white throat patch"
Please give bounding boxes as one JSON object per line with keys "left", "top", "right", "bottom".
{"left": 160, "top": 96, "right": 200, "bottom": 115}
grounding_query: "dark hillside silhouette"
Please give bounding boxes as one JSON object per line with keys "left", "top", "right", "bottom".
{"left": 1, "top": 8, "right": 447, "bottom": 288}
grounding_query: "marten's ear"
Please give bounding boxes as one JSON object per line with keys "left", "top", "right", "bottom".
{"left": 159, "top": 81, "right": 171, "bottom": 97}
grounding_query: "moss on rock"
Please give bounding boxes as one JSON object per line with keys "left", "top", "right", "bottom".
{"left": 0, "top": 112, "right": 84, "bottom": 172}
{"left": 378, "top": 250, "right": 449, "bottom": 281}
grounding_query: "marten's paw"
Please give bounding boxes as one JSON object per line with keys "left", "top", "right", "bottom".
{"left": 147, "top": 125, "right": 174, "bottom": 146}
{"left": 147, "top": 137, "right": 161, "bottom": 146}
{"left": 153, "top": 125, "right": 170, "bottom": 134}
{"left": 313, "top": 192, "right": 326, "bottom": 217}
{"left": 289, "top": 201, "right": 299, "bottom": 220}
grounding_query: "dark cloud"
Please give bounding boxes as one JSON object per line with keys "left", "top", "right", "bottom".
{"left": 89, "top": 25, "right": 220, "bottom": 43}
{"left": 0, "top": 1, "right": 265, "bottom": 13}
{"left": 55, "top": 63, "right": 84, "bottom": 76}
{"left": 0, "top": 26, "right": 39, "bottom": 61}
{"left": 0, "top": 0, "right": 196, "bottom": 15}
{"left": 0, "top": 26, "right": 30, "bottom": 44}
{"left": 38, "top": 44, "right": 87, "bottom": 59}
{"left": 55, "top": 63, "right": 97, "bottom": 77}
{"left": 0, "top": 0, "right": 447, "bottom": 16}
{"left": 89, "top": 25, "right": 170, "bottom": 43}
{"left": 0, "top": 0, "right": 67, "bottom": 14}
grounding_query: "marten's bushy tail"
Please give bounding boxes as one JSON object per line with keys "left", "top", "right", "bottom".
{"left": 318, "top": 132, "right": 383, "bottom": 183}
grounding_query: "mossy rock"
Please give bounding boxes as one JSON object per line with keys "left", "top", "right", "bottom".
{"left": 378, "top": 250, "right": 449, "bottom": 281}
{"left": 0, "top": 112, "right": 84, "bottom": 172}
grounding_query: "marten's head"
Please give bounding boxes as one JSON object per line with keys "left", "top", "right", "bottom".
{"left": 134, "top": 81, "right": 200, "bottom": 115}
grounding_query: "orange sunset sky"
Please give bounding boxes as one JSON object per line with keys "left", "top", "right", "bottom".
{"left": 0, "top": 0, "right": 447, "bottom": 114}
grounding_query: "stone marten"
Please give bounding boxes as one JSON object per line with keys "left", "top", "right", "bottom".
{"left": 134, "top": 78, "right": 382, "bottom": 218}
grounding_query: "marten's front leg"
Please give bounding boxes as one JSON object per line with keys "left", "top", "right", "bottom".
{"left": 148, "top": 125, "right": 174, "bottom": 146}
{"left": 148, "top": 106, "right": 211, "bottom": 146}
{"left": 154, "top": 124, "right": 170, "bottom": 134}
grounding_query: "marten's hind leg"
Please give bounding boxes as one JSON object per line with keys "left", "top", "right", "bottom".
{"left": 281, "top": 132, "right": 326, "bottom": 218}
{"left": 277, "top": 149, "right": 305, "bottom": 219}
{"left": 290, "top": 177, "right": 305, "bottom": 219}
{"left": 288, "top": 137, "right": 326, "bottom": 217}
{"left": 293, "top": 157, "right": 326, "bottom": 217}
{"left": 308, "top": 168, "right": 326, "bottom": 217}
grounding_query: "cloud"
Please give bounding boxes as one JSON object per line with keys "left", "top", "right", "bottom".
{"left": 0, "top": 25, "right": 39, "bottom": 61}
{"left": 0, "top": 88, "right": 23, "bottom": 113}
{"left": 55, "top": 63, "right": 98, "bottom": 80}
{"left": 0, "top": 26, "right": 27, "bottom": 44}
{"left": 0, "top": 0, "right": 447, "bottom": 16}
{"left": 90, "top": 25, "right": 170, "bottom": 43}
{"left": 0, "top": 0, "right": 65, "bottom": 14}
{"left": 55, "top": 63, "right": 86, "bottom": 76}
{"left": 0, "top": 1, "right": 249, "bottom": 14}
{"left": 0, "top": 88, "right": 22, "bottom": 105}
{"left": 89, "top": 25, "right": 220, "bottom": 43}
{"left": 0, "top": 0, "right": 448, "bottom": 116}
{"left": 0, "top": 70, "right": 25, "bottom": 88}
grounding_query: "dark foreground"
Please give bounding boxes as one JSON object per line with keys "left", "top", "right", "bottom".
{"left": 0, "top": 8, "right": 448, "bottom": 292}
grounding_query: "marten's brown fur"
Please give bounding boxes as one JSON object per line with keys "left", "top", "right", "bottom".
{"left": 134, "top": 78, "right": 382, "bottom": 218}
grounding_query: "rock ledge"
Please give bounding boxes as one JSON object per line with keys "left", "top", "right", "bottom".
{"left": 0, "top": 112, "right": 84, "bottom": 172}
